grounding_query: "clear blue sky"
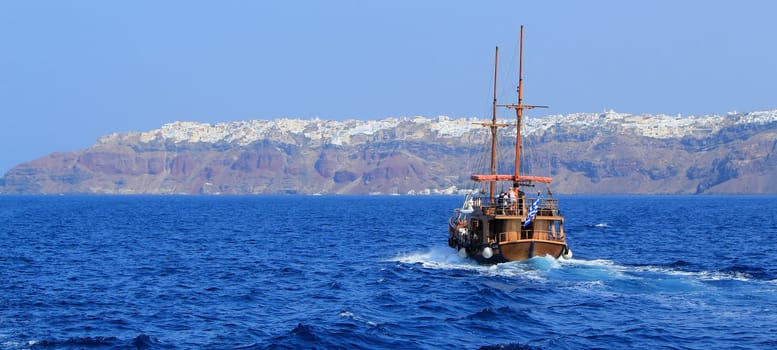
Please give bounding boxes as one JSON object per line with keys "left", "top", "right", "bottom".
{"left": 1, "top": 1, "right": 776, "bottom": 174}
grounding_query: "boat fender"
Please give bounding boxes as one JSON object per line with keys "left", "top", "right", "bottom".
{"left": 482, "top": 246, "right": 493, "bottom": 259}
{"left": 458, "top": 248, "right": 468, "bottom": 258}
{"left": 561, "top": 245, "right": 573, "bottom": 259}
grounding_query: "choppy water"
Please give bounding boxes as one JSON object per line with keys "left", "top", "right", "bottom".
{"left": 1, "top": 195, "right": 776, "bottom": 349}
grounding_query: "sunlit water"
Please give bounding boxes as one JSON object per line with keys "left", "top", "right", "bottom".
{"left": 1, "top": 195, "right": 776, "bottom": 349}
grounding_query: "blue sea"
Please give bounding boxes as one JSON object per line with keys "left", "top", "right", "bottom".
{"left": 1, "top": 195, "right": 776, "bottom": 349}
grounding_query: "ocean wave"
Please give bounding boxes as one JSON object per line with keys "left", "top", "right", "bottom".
{"left": 25, "top": 334, "right": 168, "bottom": 349}
{"left": 339, "top": 311, "right": 379, "bottom": 327}
{"left": 264, "top": 322, "right": 417, "bottom": 350}
{"left": 478, "top": 343, "right": 540, "bottom": 350}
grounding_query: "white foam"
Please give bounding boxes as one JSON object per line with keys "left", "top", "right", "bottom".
{"left": 478, "top": 260, "right": 553, "bottom": 281}
{"left": 390, "top": 248, "right": 758, "bottom": 286}
{"left": 561, "top": 258, "right": 759, "bottom": 287}
{"left": 388, "top": 246, "right": 481, "bottom": 271}
{"left": 339, "top": 310, "right": 378, "bottom": 327}
{"left": 388, "top": 247, "right": 567, "bottom": 280}
{"left": 626, "top": 264, "right": 753, "bottom": 282}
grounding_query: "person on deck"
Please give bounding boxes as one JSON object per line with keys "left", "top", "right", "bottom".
{"left": 507, "top": 188, "right": 517, "bottom": 214}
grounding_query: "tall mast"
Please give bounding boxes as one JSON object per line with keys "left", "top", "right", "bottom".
{"left": 515, "top": 26, "right": 525, "bottom": 177}
{"left": 503, "top": 25, "right": 547, "bottom": 181}
{"left": 471, "top": 26, "right": 551, "bottom": 192}
{"left": 489, "top": 46, "right": 499, "bottom": 199}
{"left": 479, "top": 46, "right": 506, "bottom": 200}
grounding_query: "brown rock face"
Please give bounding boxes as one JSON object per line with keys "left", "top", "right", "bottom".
{"left": 2, "top": 117, "right": 777, "bottom": 194}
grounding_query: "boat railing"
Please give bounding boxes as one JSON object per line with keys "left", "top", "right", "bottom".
{"left": 497, "top": 228, "right": 563, "bottom": 242}
{"left": 449, "top": 216, "right": 466, "bottom": 228}
{"left": 539, "top": 198, "right": 560, "bottom": 216}
{"left": 542, "top": 198, "right": 559, "bottom": 210}
{"left": 474, "top": 195, "right": 560, "bottom": 217}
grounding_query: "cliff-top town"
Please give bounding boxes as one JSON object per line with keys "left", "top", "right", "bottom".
{"left": 92, "top": 109, "right": 777, "bottom": 147}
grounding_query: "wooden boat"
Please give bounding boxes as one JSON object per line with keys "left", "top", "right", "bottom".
{"left": 448, "top": 26, "right": 573, "bottom": 263}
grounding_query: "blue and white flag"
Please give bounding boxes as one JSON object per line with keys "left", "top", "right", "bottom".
{"left": 523, "top": 195, "right": 541, "bottom": 227}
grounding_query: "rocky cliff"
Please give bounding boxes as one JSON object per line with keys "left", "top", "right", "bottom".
{"left": 2, "top": 110, "right": 777, "bottom": 194}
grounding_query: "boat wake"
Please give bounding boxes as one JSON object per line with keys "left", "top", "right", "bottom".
{"left": 388, "top": 246, "right": 480, "bottom": 271}
{"left": 388, "top": 246, "right": 569, "bottom": 281}
{"left": 389, "top": 247, "right": 768, "bottom": 291}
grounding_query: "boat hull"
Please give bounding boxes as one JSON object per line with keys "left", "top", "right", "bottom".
{"left": 449, "top": 216, "right": 569, "bottom": 264}
{"left": 456, "top": 241, "right": 568, "bottom": 264}
{"left": 497, "top": 240, "right": 566, "bottom": 262}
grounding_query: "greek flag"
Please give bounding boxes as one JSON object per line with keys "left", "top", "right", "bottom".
{"left": 523, "top": 195, "right": 541, "bottom": 227}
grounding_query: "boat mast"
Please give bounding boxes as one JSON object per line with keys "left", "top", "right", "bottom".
{"left": 515, "top": 26, "right": 524, "bottom": 178}
{"left": 503, "top": 25, "right": 547, "bottom": 182}
{"left": 470, "top": 26, "right": 551, "bottom": 192}
{"left": 489, "top": 46, "right": 499, "bottom": 199}
{"left": 482, "top": 46, "right": 506, "bottom": 200}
